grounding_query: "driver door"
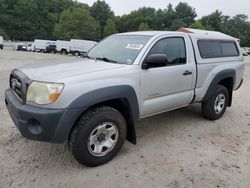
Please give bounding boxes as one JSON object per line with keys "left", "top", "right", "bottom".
{"left": 140, "top": 36, "right": 195, "bottom": 117}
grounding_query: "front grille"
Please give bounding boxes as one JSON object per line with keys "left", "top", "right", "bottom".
{"left": 9, "top": 70, "right": 29, "bottom": 102}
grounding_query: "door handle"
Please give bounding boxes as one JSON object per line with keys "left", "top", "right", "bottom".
{"left": 183, "top": 70, "right": 192, "bottom": 76}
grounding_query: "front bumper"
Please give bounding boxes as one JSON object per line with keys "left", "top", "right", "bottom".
{"left": 5, "top": 89, "right": 83, "bottom": 143}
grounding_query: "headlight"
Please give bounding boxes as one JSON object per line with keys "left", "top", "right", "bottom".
{"left": 26, "top": 81, "right": 64, "bottom": 105}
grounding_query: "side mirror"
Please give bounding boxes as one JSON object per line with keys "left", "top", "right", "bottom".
{"left": 142, "top": 54, "right": 168, "bottom": 69}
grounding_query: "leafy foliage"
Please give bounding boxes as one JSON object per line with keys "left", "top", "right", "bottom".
{"left": 90, "top": 0, "right": 114, "bottom": 38}
{"left": 0, "top": 0, "right": 249, "bottom": 46}
{"left": 191, "top": 21, "right": 205, "bottom": 29}
{"left": 54, "top": 7, "right": 100, "bottom": 41}
{"left": 103, "top": 19, "right": 117, "bottom": 37}
{"left": 138, "top": 23, "right": 150, "bottom": 31}
{"left": 0, "top": 29, "right": 9, "bottom": 40}
{"left": 174, "top": 2, "right": 197, "bottom": 28}
{"left": 116, "top": 7, "right": 156, "bottom": 32}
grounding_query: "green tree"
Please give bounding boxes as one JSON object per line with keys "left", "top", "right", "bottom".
{"left": 90, "top": 0, "right": 114, "bottom": 38}
{"left": 146, "top": 3, "right": 197, "bottom": 31}
{"left": 200, "top": 10, "right": 223, "bottom": 31}
{"left": 169, "top": 19, "right": 187, "bottom": 30}
{"left": 153, "top": 9, "right": 165, "bottom": 30}
{"left": 174, "top": 2, "right": 197, "bottom": 27}
{"left": 161, "top": 4, "right": 176, "bottom": 30}
{"left": 0, "top": 29, "right": 10, "bottom": 40}
{"left": 138, "top": 22, "right": 150, "bottom": 31}
{"left": 0, "top": 0, "right": 77, "bottom": 40}
{"left": 116, "top": 7, "right": 155, "bottom": 32}
{"left": 226, "top": 14, "right": 250, "bottom": 46}
{"left": 103, "top": 19, "right": 117, "bottom": 37}
{"left": 191, "top": 21, "right": 205, "bottom": 29}
{"left": 54, "top": 7, "right": 100, "bottom": 41}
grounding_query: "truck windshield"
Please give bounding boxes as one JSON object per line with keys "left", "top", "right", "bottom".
{"left": 88, "top": 35, "right": 151, "bottom": 64}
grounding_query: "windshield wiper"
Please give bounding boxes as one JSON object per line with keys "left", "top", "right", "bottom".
{"left": 95, "top": 57, "right": 118, "bottom": 64}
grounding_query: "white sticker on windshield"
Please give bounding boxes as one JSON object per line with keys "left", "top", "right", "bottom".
{"left": 126, "top": 44, "right": 144, "bottom": 50}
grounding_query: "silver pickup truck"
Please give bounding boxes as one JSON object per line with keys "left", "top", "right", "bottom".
{"left": 5, "top": 30, "right": 244, "bottom": 166}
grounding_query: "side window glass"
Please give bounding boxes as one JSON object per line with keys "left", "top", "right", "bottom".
{"left": 198, "top": 40, "right": 239, "bottom": 58}
{"left": 148, "top": 37, "right": 186, "bottom": 65}
{"left": 221, "top": 42, "right": 239, "bottom": 57}
{"left": 198, "top": 41, "right": 221, "bottom": 58}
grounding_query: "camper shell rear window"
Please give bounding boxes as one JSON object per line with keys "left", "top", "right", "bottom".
{"left": 198, "top": 40, "right": 239, "bottom": 58}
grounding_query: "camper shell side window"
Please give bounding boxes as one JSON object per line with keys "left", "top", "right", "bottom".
{"left": 197, "top": 40, "right": 239, "bottom": 59}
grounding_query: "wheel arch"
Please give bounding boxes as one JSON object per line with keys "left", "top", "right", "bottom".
{"left": 61, "top": 48, "right": 68, "bottom": 53}
{"left": 202, "top": 69, "right": 236, "bottom": 107}
{"left": 67, "top": 85, "right": 140, "bottom": 145}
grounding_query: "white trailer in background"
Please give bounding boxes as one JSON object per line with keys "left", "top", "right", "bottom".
{"left": 70, "top": 39, "right": 97, "bottom": 56}
{"left": 0, "top": 36, "right": 3, "bottom": 50}
{"left": 33, "top": 39, "right": 55, "bottom": 52}
{"left": 56, "top": 40, "right": 71, "bottom": 54}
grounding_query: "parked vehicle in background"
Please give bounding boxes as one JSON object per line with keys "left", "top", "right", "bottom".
{"left": 0, "top": 36, "right": 3, "bottom": 50}
{"left": 5, "top": 29, "right": 244, "bottom": 166}
{"left": 45, "top": 41, "right": 56, "bottom": 53}
{"left": 27, "top": 43, "right": 35, "bottom": 52}
{"left": 14, "top": 43, "right": 27, "bottom": 51}
{"left": 70, "top": 39, "right": 97, "bottom": 56}
{"left": 246, "top": 47, "right": 250, "bottom": 55}
{"left": 56, "top": 40, "right": 70, "bottom": 54}
{"left": 33, "top": 39, "right": 55, "bottom": 52}
{"left": 27, "top": 44, "right": 32, "bottom": 51}
{"left": 241, "top": 48, "right": 248, "bottom": 56}
{"left": 17, "top": 45, "right": 27, "bottom": 51}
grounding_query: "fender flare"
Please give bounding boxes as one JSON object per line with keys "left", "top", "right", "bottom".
{"left": 202, "top": 69, "right": 236, "bottom": 104}
{"left": 68, "top": 85, "right": 139, "bottom": 119}
{"left": 67, "top": 85, "right": 140, "bottom": 144}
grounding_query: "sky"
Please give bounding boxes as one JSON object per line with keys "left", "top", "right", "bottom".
{"left": 79, "top": 0, "right": 250, "bottom": 19}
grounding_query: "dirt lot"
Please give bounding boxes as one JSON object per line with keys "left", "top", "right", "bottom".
{"left": 0, "top": 50, "right": 250, "bottom": 188}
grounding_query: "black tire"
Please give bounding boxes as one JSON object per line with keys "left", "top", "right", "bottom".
{"left": 74, "top": 51, "right": 79, "bottom": 56}
{"left": 69, "top": 106, "right": 127, "bottom": 167}
{"left": 61, "top": 49, "right": 67, "bottom": 55}
{"left": 202, "top": 85, "right": 229, "bottom": 120}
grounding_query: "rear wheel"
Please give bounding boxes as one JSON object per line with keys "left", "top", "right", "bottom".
{"left": 202, "top": 85, "right": 229, "bottom": 120}
{"left": 61, "top": 49, "right": 67, "bottom": 55}
{"left": 74, "top": 51, "right": 79, "bottom": 56}
{"left": 69, "top": 106, "right": 127, "bottom": 167}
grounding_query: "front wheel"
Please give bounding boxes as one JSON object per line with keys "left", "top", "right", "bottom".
{"left": 69, "top": 106, "right": 127, "bottom": 167}
{"left": 202, "top": 85, "right": 229, "bottom": 120}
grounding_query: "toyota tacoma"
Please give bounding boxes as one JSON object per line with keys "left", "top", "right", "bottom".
{"left": 5, "top": 30, "right": 244, "bottom": 166}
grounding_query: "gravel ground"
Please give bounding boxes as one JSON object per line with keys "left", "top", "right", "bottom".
{"left": 0, "top": 50, "right": 250, "bottom": 188}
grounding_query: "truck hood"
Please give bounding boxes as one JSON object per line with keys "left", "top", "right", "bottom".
{"left": 18, "top": 58, "right": 125, "bottom": 82}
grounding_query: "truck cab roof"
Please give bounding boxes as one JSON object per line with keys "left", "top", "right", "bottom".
{"left": 116, "top": 29, "right": 238, "bottom": 41}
